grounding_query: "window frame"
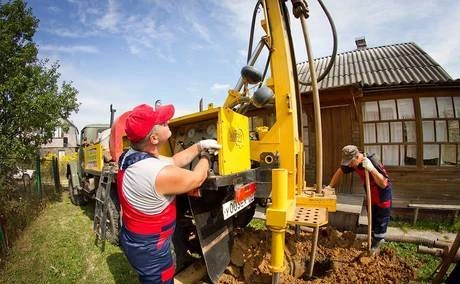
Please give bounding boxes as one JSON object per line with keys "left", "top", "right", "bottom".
{"left": 362, "top": 95, "right": 460, "bottom": 169}
{"left": 362, "top": 98, "right": 417, "bottom": 167}
{"left": 420, "top": 96, "right": 459, "bottom": 167}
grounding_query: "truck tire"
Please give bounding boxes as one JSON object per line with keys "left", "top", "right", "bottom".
{"left": 68, "top": 177, "right": 88, "bottom": 206}
{"left": 103, "top": 185, "right": 120, "bottom": 245}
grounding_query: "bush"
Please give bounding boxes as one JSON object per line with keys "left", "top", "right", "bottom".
{"left": 0, "top": 160, "right": 62, "bottom": 266}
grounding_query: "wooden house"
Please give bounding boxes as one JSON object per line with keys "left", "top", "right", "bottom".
{"left": 298, "top": 39, "right": 460, "bottom": 212}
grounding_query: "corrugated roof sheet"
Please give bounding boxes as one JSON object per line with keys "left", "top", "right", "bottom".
{"left": 297, "top": 42, "right": 454, "bottom": 93}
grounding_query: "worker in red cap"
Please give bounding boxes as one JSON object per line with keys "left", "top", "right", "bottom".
{"left": 326, "top": 145, "right": 392, "bottom": 252}
{"left": 117, "top": 103, "right": 221, "bottom": 283}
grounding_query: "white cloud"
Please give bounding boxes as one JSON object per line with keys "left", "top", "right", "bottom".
{"left": 63, "top": 76, "right": 145, "bottom": 130}
{"left": 189, "top": 43, "right": 205, "bottom": 51}
{"left": 65, "top": 0, "right": 102, "bottom": 25}
{"left": 212, "top": 0, "right": 254, "bottom": 40}
{"left": 149, "top": 0, "right": 175, "bottom": 14}
{"left": 47, "top": 28, "right": 81, "bottom": 38}
{"left": 238, "top": 49, "right": 246, "bottom": 58}
{"left": 96, "top": 0, "right": 119, "bottom": 32}
{"left": 49, "top": 1, "right": 201, "bottom": 60}
{"left": 85, "top": 7, "right": 99, "bottom": 15}
{"left": 211, "top": 83, "right": 230, "bottom": 92}
{"left": 420, "top": 3, "right": 460, "bottom": 78}
{"left": 39, "top": 44, "right": 99, "bottom": 54}
{"left": 180, "top": 4, "right": 213, "bottom": 44}
{"left": 173, "top": 105, "right": 201, "bottom": 118}
{"left": 70, "top": 91, "right": 200, "bottom": 131}
{"left": 45, "top": 27, "right": 99, "bottom": 38}
{"left": 122, "top": 15, "right": 175, "bottom": 57}
{"left": 48, "top": 6, "right": 61, "bottom": 13}
{"left": 57, "top": 60, "right": 192, "bottom": 131}
{"left": 127, "top": 44, "right": 142, "bottom": 55}
{"left": 152, "top": 47, "right": 176, "bottom": 63}
{"left": 191, "top": 20, "right": 212, "bottom": 43}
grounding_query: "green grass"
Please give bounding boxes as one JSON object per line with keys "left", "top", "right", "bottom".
{"left": 247, "top": 218, "right": 266, "bottom": 230}
{"left": 382, "top": 242, "right": 439, "bottom": 282}
{"left": 390, "top": 218, "right": 460, "bottom": 233}
{"left": 0, "top": 192, "right": 138, "bottom": 283}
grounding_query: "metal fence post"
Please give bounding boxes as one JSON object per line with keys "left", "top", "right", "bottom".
{"left": 35, "top": 154, "right": 41, "bottom": 198}
{"left": 52, "top": 156, "right": 61, "bottom": 193}
{"left": 0, "top": 221, "right": 7, "bottom": 254}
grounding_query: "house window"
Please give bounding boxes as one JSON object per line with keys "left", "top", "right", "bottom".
{"left": 362, "top": 98, "right": 416, "bottom": 166}
{"left": 54, "top": 126, "right": 63, "bottom": 138}
{"left": 63, "top": 137, "right": 68, "bottom": 147}
{"left": 58, "top": 150, "right": 65, "bottom": 160}
{"left": 420, "top": 96, "right": 459, "bottom": 166}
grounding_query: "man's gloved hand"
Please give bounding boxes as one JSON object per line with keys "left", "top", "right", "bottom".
{"left": 200, "top": 150, "right": 212, "bottom": 160}
{"left": 198, "top": 139, "right": 222, "bottom": 155}
{"left": 362, "top": 157, "right": 376, "bottom": 172}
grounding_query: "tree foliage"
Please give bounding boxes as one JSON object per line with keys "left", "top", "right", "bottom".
{"left": 0, "top": 0, "right": 79, "bottom": 170}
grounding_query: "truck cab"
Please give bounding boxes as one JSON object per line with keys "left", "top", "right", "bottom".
{"left": 67, "top": 124, "right": 109, "bottom": 205}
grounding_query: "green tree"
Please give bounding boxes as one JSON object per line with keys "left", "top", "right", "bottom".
{"left": 0, "top": 0, "right": 80, "bottom": 171}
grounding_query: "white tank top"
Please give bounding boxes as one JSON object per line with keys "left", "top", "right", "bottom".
{"left": 121, "top": 150, "right": 174, "bottom": 215}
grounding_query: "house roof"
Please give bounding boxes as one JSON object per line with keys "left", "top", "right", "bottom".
{"left": 297, "top": 42, "right": 458, "bottom": 93}
{"left": 62, "top": 117, "right": 78, "bottom": 131}
{"left": 82, "top": 124, "right": 110, "bottom": 130}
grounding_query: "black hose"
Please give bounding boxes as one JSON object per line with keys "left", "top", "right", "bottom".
{"left": 247, "top": 0, "right": 263, "bottom": 63}
{"left": 259, "top": 51, "right": 272, "bottom": 89}
{"left": 282, "top": 1, "right": 304, "bottom": 141}
{"left": 299, "top": 0, "right": 338, "bottom": 86}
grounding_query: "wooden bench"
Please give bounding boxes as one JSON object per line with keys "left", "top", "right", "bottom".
{"left": 407, "top": 203, "right": 460, "bottom": 225}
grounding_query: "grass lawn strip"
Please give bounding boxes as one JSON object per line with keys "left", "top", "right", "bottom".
{"left": 0, "top": 193, "right": 137, "bottom": 283}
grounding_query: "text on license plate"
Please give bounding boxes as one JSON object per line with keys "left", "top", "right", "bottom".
{"left": 222, "top": 194, "right": 255, "bottom": 220}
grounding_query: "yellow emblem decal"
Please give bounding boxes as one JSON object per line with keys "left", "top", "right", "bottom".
{"left": 230, "top": 128, "right": 243, "bottom": 148}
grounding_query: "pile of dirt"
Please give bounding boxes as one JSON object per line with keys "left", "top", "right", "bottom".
{"left": 217, "top": 227, "right": 416, "bottom": 283}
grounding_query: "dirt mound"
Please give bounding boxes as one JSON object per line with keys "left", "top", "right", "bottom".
{"left": 218, "top": 227, "right": 416, "bottom": 283}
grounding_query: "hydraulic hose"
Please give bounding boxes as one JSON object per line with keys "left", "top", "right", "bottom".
{"left": 298, "top": 14, "right": 322, "bottom": 193}
{"left": 247, "top": 0, "right": 263, "bottom": 63}
{"left": 297, "top": 0, "right": 338, "bottom": 86}
{"left": 291, "top": 0, "right": 338, "bottom": 192}
{"left": 248, "top": 1, "right": 271, "bottom": 90}
{"left": 282, "top": 1, "right": 304, "bottom": 145}
{"left": 259, "top": 51, "right": 272, "bottom": 89}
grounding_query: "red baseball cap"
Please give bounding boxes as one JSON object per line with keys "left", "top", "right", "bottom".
{"left": 125, "top": 103, "right": 175, "bottom": 142}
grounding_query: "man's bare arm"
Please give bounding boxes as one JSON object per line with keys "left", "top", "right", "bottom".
{"left": 328, "top": 168, "right": 343, "bottom": 188}
{"left": 170, "top": 143, "right": 200, "bottom": 168}
{"left": 368, "top": 168, "right": 388, "bottom": 188}
{"left": 155, "top": 156, "right": 209, "bottom": 195}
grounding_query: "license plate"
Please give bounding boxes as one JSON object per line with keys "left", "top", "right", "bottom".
{"left": 222, "top": 194, "right": 255, "bottom": 220}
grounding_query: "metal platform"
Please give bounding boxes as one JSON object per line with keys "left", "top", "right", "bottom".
{"left": 289, "top": 206, "right": 328, "bottom": 227}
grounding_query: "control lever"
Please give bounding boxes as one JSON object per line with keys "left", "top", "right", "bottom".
{"left": 177, "top": 141, "right": 186, "bottom": 150}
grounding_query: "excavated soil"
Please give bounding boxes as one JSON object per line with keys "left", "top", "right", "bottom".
{"left": 217, "top": 227, "right": 416, "bottom": 283}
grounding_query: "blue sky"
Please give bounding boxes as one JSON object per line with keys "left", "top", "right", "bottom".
{"left": 26, "top": 0, "right": 460, "bottom": 131}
